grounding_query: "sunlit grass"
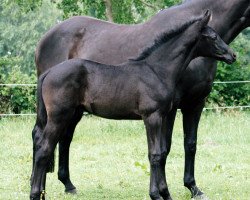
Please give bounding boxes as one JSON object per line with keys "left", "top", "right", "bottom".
{"left": 0, "top": 111, "right": 249, "bottom": 200}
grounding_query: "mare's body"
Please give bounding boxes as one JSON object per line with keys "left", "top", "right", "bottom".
{"left": 31, "top": 12, "right": 236, "bottom": 200}
{"left": 34, "top": 0, "right": 249, "bottom": 198}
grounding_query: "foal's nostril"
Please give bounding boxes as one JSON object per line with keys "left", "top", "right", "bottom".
{"left": 232, "top": 53, "right": 237, "bottom": 59}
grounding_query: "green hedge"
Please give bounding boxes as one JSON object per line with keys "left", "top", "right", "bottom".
{"left": 0, "top": 0, "right": 60, "bottom": 114}
{"left": 0, "top": 57, "right": 36, "bottom": 114}
{"left": 207, "top": 32, "right": 250, "bottom": 107}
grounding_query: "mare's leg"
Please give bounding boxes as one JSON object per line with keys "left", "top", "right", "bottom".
{"left": 181, "top": 100, "right": 206, "bottom": 199}
{"left": 143, "top": 112, "right": 172, "bottom": 200}
{"left": 30, "top": 121, "right": 63, "bottom": 200}
{"left": 159, "top": 108, "right": 177, "bottom": 199}
{"left": 58, "top": 106, "right": 84, "bottom": 193}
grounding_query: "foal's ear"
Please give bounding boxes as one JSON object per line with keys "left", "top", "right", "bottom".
{"left": 201, "top": 9, "right": 212, "bottom": 26}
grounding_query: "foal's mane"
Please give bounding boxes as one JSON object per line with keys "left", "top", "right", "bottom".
{"left": 131, "top": 16, "right": 203, "bottom": 61}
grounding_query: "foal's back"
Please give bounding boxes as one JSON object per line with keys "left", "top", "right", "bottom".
{"left": 42, "top": 59, "right": 147, "bottom": 119}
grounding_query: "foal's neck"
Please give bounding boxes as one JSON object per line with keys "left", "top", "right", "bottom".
{"left": 145, "top": 36, "right": 198, "bottom": 85}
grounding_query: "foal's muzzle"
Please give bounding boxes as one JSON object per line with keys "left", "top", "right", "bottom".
{"left": 224, "top": 49, "right": 236, "bottom": 64}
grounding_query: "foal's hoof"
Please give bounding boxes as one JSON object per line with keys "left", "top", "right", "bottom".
{"left": 191, "top": 194, "right": 209, "bottom": 200}
{"left": 30, "top": 195, "right": 41, "bottom": 200}
{"left": 160, "top": 193, "right": 173, "bottom": 200}
{"left": 65, "top": 188, "right": 77, "bottom": 194}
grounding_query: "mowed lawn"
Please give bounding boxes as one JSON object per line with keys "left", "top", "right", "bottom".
{"left": 0, "top": 111, "right": 249, "bottom": 200}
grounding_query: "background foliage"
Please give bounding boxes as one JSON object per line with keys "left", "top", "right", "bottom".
{"left": 0, "top": 0, "right": 61, "bottom": 113}
{"left": 0, "top": 0, "right": 249, "bottom": 114}
{"left": 209, "top": 33, "right": 250, "bottom": 106}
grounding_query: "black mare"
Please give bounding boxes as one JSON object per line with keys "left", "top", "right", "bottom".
{"left": 30, "top": 11, "right": 236, "bottom": 200}
{"left": 34, "top": 0, "right": 249, "bottom": 198}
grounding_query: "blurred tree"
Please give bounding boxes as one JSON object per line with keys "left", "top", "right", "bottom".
{"left": 14, "top": 0, "right": 43, "bottom": 12}
{"left": 0, "top": 0, "right": 61, "bottom": 74}
{"left": 104, "top": 0, "right": 113, "bottom": 22}
{"left": 56, "top": 0, "right": 181, "bottom": 23}
{"left": 0, "top": 0, "right": 61, "bottom": 113}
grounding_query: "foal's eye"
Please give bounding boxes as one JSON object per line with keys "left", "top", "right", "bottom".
{"left": 211, "top": 35, "right": 217, "bottom": 40}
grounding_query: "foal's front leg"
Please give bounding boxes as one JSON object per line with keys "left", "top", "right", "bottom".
{"left": 144, "top": 112, "right": 172, "bottom": 200}
{"left": 157, "top": 108, "right": 177, "bottom": 199}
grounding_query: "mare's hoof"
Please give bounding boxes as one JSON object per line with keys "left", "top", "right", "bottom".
{"left": 65, "top": 188, "right": 77, "bottom": 194}
{"left": 191, "top": 194, "right": 209, "bottom": 200}
{"left": 190, "top": 185, "right": 207, "bottom": 200}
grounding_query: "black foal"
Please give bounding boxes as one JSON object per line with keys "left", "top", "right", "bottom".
{"left": 30, "top": 10, "right": 235, "bottom": 200}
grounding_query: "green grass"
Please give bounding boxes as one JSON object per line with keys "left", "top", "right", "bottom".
{"left": 0, "top": 111, "right": 249, "bottom": 200}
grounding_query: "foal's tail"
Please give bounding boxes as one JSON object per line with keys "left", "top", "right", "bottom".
{"left": 36, "top": 70, "right": 55, "bottom": 173}
{"left": 36, "top": 70, "right": 49, "bottom": 130}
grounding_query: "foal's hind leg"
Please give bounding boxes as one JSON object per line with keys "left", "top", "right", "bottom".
{"left": 31, "top": 124, "right": 43, "bottom": 186}
{"left": 30, "top": 121, "right": 63, "bottom": 200}
{"left": 58, "top": 106, "right": 84, "bottom": 193}
{"left": 31, "top": 123, "right": 50, "bottom": 199}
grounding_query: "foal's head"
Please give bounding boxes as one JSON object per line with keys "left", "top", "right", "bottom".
{"left": 178, "top": 9, "right": 236, "bottom": 64}
{"left": 131, "top": 10, "right": 235, "bottom": 65}
{"left": 196, "top": 26, "right": 236, "bottom": 64}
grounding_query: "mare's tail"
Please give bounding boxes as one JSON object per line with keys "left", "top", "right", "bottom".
{"left": 36, "top": 70, "right": 55, "bottom": 173}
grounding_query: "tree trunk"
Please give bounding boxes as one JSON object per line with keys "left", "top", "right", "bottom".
{"left": 138, "top": 0, "right": 157, "bottom": 10}
{"left": 104, "top": 0, "right": 113, "bottom": 22}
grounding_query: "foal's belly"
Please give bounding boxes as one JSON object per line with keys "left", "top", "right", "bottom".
{"left": 82, "top": 84, "right": 141, "bottom": 120}
{"left": 83, "top": 101, "right": 142, "bottom": 120}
